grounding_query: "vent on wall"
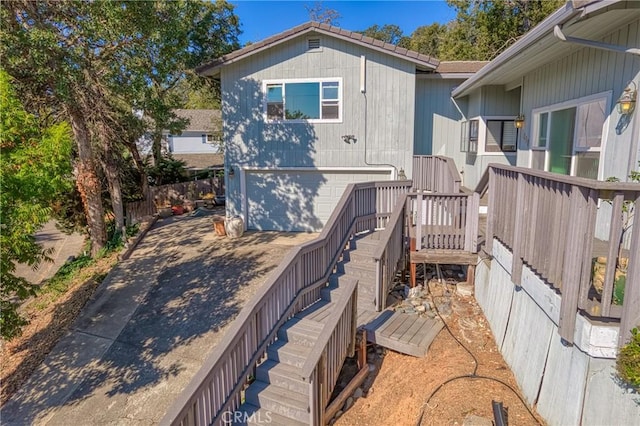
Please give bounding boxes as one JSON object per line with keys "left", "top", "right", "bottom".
{"left": 307, "top": 38, "right": 321, "bottom": 51}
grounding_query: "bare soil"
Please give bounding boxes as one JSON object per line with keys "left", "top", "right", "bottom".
{"left": 0, "top": 253, "right": 118, "bottom": 406}
{"left": 335, "top": 279, "right": 547, "bottom": 426}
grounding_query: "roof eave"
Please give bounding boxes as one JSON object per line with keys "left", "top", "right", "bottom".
{"left": 196, "top": 24, "right": 439, "bottom": 77}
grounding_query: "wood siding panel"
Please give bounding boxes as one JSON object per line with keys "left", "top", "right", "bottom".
{"left": 414, "top": 78, "right": 465, "bottom": 172}
{"left": 518, "top": 18, "right": 640, "bottom": 186}
{"left": 221, "top": 35, "right": 417, "bottom": 217}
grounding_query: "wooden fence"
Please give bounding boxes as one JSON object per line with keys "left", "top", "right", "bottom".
{"left": 484, "top": 164, "right": 640, "bottom": 347}
{"left": 412, "top": 155, "right": 462, "bottom": 193}
{"left": 161, "top": 180, "right": 411, "bottom": 426}
{"left": 124, "top": 177, "right": 224, "bottom": 225}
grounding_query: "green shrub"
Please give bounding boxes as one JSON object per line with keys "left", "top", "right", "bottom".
{"left": 617, "top": 328, "right": 640, "bottom": 391}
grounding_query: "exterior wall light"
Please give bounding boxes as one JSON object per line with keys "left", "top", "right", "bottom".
{"left": 228, "top": 166, "right": 235, "bottom": 177}
{"left": 514, "top": 114, "right": 525, "bottom": 129}
{"left": 617, "top": 81, "right": 637, "bottom": 115}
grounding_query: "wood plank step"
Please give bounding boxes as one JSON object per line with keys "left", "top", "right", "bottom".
{"left": 244, "top": 381, "right": 309, "bottom": 423}
{"left": 296, "top": 299, "right": 334, "bottom": 321}
{"left": 363, "top": 310, "right": 444, "bottom": 357}
{"left": 234, "top": 403, "right": 307, "bottom": 426}
{"left": 267, "top": 340, "right": 313, "bottom": 368}
{"left": 255, "top": 359, "right": 308, "bottom": 394}
{"left": 277, "top": 318, "right": 323, "bottom": 347}
{"left": 338, "top": 262, "right": 377, "bottom": 281}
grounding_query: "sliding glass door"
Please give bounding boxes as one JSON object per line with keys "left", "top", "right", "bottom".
{"left": 531, "top": 95, "right": 608, "bottom": 180}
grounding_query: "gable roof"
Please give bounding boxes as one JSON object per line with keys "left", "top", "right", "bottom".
{"left": 452, "top": 0, "right": 638, "bottom": 98}
{"left": 197, "top": 21, "right": 440, "bottom": 77}
{"left": 173, "top": 109, "right": 221, "bottom": 133}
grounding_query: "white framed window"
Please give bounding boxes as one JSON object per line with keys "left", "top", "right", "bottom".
{"left": 263, "top": 78, "right": 342, "bottom": 123}
{"left": 460, "top": 119, "right": 479, "bottom": 153}
{"left": 531, "top": 92, "right": 610, "bottom": 180}
{"left": 485, "top": 119, "right": 517, "bottom": 153}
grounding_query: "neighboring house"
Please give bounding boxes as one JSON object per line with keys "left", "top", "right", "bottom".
{"left": 166, "top": 109, "right": 223, "bottom": 175}
{"left": 136, "top": 109, "right": 224, "bottom": 174}
{"left": 197, "top": 22, "right": 483, "bottom": 231}
{"left": 448, "top": 0, "right": 640, "bottom": 188}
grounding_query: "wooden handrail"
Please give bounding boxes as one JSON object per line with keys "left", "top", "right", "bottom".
{"left": 372, "top": 195, "right": 407, "bottom": 261}
{"left": 412, "top": 155, "right": 462, "bottom": 193}
{"left": 300, "top": 277, "right": 359, "bottom": 381}
{"left": 161, "top": 179, "right": 411, "bottom": 426}
{"left": 485, "top": 164, "right": 640, "bottom": 348}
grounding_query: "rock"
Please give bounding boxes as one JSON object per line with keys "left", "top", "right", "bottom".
{"left": 334, "top": 410, "right": 343, "bottom": 420}
{"left": 410, "top": 299, "right": 422, "bottom": 307}
{"left": 353, "top": 387, "right": 364, "bottom": 399}
{"left": 415, "top": 305, "right": 426, "bottom": 313}
{"left": 456, "top": 282, "right": 474, "bottom": 297}
{"left": 344, "top": 396, "right": 354, "bottom": 410}
{"left": 462, "top": 414, "right": 493, "bottom": 426}
{"left": 368, "top": 363, "right": 376, "bottom": 372}
{"left": 437, "top": 303, "right": 452, "bottom": 316}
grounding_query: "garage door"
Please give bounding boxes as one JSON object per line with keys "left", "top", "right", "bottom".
{"left": 246, "top": 169, "right": 392, "bottom": 231}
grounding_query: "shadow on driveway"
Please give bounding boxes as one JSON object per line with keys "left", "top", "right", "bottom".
{"left": 2, "top": 214, "right": 317, "bottom": 425}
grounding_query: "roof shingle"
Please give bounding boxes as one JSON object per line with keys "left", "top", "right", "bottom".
{"left": 196, "top": 21, "right": 440, "bottom": 75}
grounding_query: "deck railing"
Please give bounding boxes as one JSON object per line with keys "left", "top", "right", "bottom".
{"left": 301, "top": 277, "right": 358, "bottom": 426}
{"left": 161, "top": 180, "right": 411, "bottom": 426}
{"left": 372, "top": 195, "right": 408, "bottom": 311}
{"left": 410, "top": 192, "right": 480, "bottom": 252}
{"left": 484, "top": 164, "right": 640, "bottom": 347}
{"left": 412, "top": 155, "right": 462, "bottom": 193}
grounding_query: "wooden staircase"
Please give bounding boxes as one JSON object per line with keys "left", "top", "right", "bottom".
{"left": 236, "top": 231, "right": 443, "bottom": 424}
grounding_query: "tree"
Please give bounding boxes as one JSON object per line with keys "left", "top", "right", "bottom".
{"left": 306, "top": 1, "right": 341, "bottom": 25}
{"left": 1, "top": 1, "right": 240, "bottom": 253}
{"left": 407, "top": 23, "right": 447, "bottom": 57}
{"left": 438, "top": 0, "right": 563, "bottom": 60}
{"left": 358, "top": 24, "right": 408, "bottom": 46}
{"left": 0, "top": 70, "right": 73, "bottom": 339}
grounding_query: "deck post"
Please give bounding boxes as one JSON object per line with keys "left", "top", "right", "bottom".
{"left": 485, "top": 167, "right": 496, "bottom": 256}
{"left": 619, "top": 195, "right": 640, "bottom": 347}
{"left": 416, "top": 192, "right": 423, "bottom": 251}
{"left": 511, "top": 173, "right": 528, "bottom": 287}
{"left": 558, "top": 185, "right": 591, "bottom": 344}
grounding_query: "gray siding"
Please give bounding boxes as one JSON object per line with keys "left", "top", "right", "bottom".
{"left": 481, "top": 86, "right": 521, "bottom": 116}
{"left": 221, "top": 33, "right": 416, "bottom": 217}
{"left": 519, "top": 18, "right": 640, "bottom": 181}
{"left": 414, "top": 77, "right": 465, "bottom": 174}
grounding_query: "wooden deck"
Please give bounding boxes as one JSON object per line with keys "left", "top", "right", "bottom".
{"left": 356, "top": 309, "right": 443, "bottom": 357}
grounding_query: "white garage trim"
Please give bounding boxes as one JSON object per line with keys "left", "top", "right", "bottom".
{"left": 239, "top": 166, "right": 395, "bottom": 230}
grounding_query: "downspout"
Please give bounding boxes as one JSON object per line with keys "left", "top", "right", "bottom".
{"left": 360, "top": 55, "right": 399, "bottom": 179}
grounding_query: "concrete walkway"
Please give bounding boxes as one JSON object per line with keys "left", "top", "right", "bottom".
{"left": 2, "top": 213, "right": 317, "bottom": 425}
{"left": 14, "top": 221, "right": 85, "bottom": 284}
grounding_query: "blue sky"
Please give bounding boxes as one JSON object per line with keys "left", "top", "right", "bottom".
{"left": 232, "top": 1, "right": 456, "bottom": 44}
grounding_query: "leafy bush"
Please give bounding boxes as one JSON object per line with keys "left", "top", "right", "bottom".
{"left": 146, "top": 156, "right": 188, "bottom": 186}
{"left": 617, "top": 328, "right": 640, "bottom": 391}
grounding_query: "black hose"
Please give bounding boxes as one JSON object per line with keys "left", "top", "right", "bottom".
{"left": 414, "top": 272, "right": 541, "bottom": 426}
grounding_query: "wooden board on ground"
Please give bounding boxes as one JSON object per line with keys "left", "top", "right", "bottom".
{"left": 358, "top": 309, "right": 444, "bottom": 357}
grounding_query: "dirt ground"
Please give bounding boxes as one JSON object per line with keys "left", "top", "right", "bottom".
{"left": 1, "top": 254, "right": 118, "bottom": 406}
{"left": 335, "top": 278, "right": 546, "bottom": 426}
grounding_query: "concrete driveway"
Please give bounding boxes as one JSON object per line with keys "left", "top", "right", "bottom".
{"left": 2, "top": 212, "right": 317, "bottom": 425}
{"left": 14, "top": 221, "right": 85, "bottom": 285}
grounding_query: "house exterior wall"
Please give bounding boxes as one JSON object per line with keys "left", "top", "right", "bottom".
{"left": 458, "top": 87, "right": 521, "bottom": 188}
{"left": 221, "top": 33, "right": 416, "bottom": 218}
{"left": 168, "top": 131, "right": 220, "bottom": 154}
{"left": 414, "top": 77, "right": 466, "bottom": 177}
{"left": 518, "top": 18, "right": 640, "bottom": 181}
